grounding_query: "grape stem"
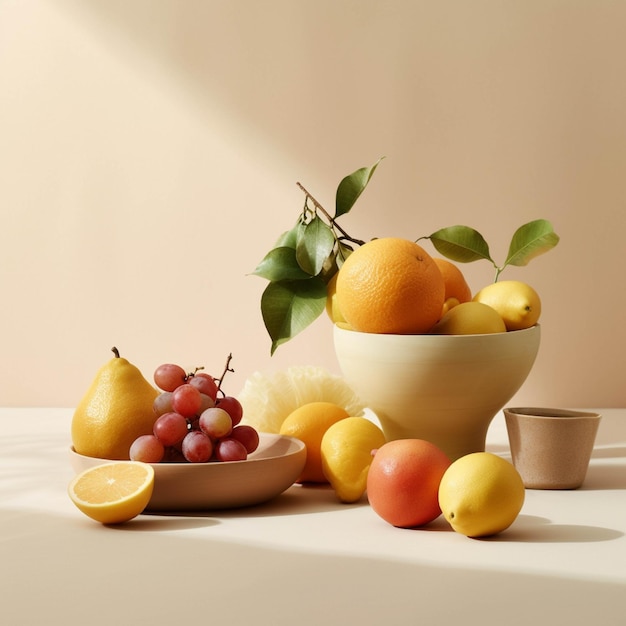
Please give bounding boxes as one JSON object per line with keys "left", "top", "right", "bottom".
{"left": 215, "top": 353, "right": 234, "bottom": 396}
{"left": 296, "top": 182, "right": 366, "bottom": 247}
{"left": 187, "top": 366, "right": 204, "bottom": 381}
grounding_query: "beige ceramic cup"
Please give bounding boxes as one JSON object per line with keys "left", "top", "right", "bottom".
{"left": 503, "top": 407, "right": 601, "bottom": 489}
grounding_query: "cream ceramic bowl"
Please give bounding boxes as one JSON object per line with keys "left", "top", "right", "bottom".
{"left": 334, "top": 324, "right": 540, "bottom": 461}
{"left": 69, "top": 433, "right": 306, "bottom": 512}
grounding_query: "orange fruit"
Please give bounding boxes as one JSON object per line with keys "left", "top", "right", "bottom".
{"left": 68, "top": 461, "right": 155, "bottom": 524}
{"left": 367, "top": 439, "right": 451, "bottom": 528}
{"left": 433, "top": 258, "right": 472, "bottom": 317}
{"left": 279, "top": 401, "right": 350, "bottom": 483}
{"left": 335, "top": 238, "right": 445, "bottom": 334}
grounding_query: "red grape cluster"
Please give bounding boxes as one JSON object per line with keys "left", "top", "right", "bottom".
{"left": 129, "top": 360, "right": 259, "bottom": 464}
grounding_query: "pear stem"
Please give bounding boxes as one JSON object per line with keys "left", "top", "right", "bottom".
{"left": 111, "top": 347, "right": 120, "bottom": 358}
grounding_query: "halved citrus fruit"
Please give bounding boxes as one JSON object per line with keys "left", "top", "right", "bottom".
{"left": 68, "top": 461, "right": 154, "bottom": 524}
{"left": 238, "top": 365, "right": 364, "bottom": 434}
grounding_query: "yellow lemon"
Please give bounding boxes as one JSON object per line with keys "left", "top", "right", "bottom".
{"left": 430, "top": 301, "right": 506, "bottom": 335}
{"left": 279, "top": 401, "right": 350, "bottom": 483}
{"left": 438, "top": 452, "right": 525, "bottom": 537}
{"left": 325, "top": 273, "right": 347, "bottom": 324}
{"left": 321, "top": 416, "right": 386, "bottom": 503}
{"left": 238, "top": 366, "right": 363, "bottom": 434}
{"left": 440, "top": 297, "right": 461, "bottom": 318}
{"left": 472, "top": 280, "right": 541, "bottom": 331}
{"left": 68, "top": 461, "right": 154, "bottom": 524}
{"left": 71, "top": 348, "right": 160, "bottom": 460}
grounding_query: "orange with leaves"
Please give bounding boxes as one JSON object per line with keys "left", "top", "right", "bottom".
{"left": 335, "top": 238, "right": 445, "bottom": 334}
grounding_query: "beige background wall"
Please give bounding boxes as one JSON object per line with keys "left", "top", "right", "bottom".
{"left": 1, "top": 0, "right": 625, "bottom": 408}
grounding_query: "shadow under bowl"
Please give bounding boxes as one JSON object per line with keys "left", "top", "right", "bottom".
{"left": 333, "top": 324, "right": 540, "bottom": 461}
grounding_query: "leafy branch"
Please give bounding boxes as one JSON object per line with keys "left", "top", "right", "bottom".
{"left": 419, "top": 219, "right": 561, "bottom": 282}
{"left": 296, "top": 182, "right": 366, "bottom": 250}
{"left": 253, "top": 159, "right": 559, "bottom": 354}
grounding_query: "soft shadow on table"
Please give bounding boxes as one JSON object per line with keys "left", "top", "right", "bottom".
{"left": 0, "top": 507, "right": 220, "bottom": 533}
{"left": 591, "top": 445, "right": 626, "bottom": 459}
{"left": 143, "top": 483, "right": 357, "bottom": 521}
{"left": 3, "top": 508, "right": 625, "bottom": 625}
{"left": 403, "top": 513, "right": 623, "bottom": 544}
{"left": 484, "top": 514, "right": 624, "bottom": 544}
{"left": 583, "top": 459, "right": 626, "bottom": 489}
{"left": 106, "top": 515, "right": 220, "bottom": 532}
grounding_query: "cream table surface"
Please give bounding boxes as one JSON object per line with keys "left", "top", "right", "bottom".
{"left": 1, "top": 407, "right": 625, "bottom": 625}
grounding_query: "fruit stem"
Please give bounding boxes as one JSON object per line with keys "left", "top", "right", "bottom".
{"left": 215, "top": 353, "right": 234, "bottom": 396}
{"left": 296, "top": 182, "right": 366, "bottom": 247}
{"left": 111, "top": 347, "right": 120, "bottom": 358}
{"left": 187, "top": 366, "right": 205, "bottom": 381}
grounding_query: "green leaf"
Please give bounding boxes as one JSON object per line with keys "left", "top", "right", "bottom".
{"left": 252, "top": 246, "right": 312, "bottom": 281}
{"left": 273, "top": 226, "right": 299, "bottom": 249}
{"left": 261, "top": 278, "right": 327, "bottom": 355}
{"left": 504, "top": 219, "right": 560, "bottom": 267}
{"left": 335, "top": 157, "right": 384, "bottom": 219}
{"left": 295, "top": 216, "right": 336, "bottom": 276}
{"left": 336, "top": 242, "right": 354, "bottom": 267}
{"left": 427, "top": 225, "right": 493, "bottom": 263}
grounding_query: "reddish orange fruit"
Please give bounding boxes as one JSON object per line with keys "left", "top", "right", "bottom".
{"left": 366, "top": 439, "right": 451, "bottom": 528}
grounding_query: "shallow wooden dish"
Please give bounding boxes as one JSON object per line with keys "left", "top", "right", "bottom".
{"left": 69, "top": 433, "right": 306, "bottom": 512}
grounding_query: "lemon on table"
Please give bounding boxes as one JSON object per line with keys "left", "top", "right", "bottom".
{"left": 68, "top": 461, "right": 154, "bottom": 524}
{"left": 472, "top": 280, "right": 541, "bottom": 331}
{"left": 279, "top": 401, "right": 350, "bottom": 483}
{"left": 438, "top": 452, "right": 525, "bottom": 537}
{"left": 430, "top": 301, "right": 506, "bottom": 335}
{"left": 238, "top": 366, "right": 364, "bottom": 434}
{"left": 321, "top": 416, "right": 386, "bottom": 503}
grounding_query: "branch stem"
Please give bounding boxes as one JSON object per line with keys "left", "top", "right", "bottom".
{"left": 296, "top": 182, "right": 366, "bottom": 247}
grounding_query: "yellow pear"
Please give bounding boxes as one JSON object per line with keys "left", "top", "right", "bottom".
{"left": 71, "top": 348, "right": 159, "bottom": 460}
